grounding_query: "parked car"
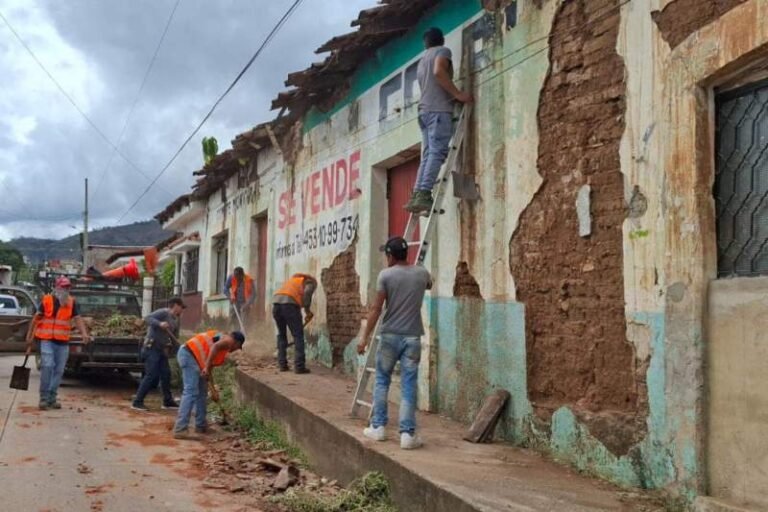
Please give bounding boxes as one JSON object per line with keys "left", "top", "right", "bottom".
{"left": 0, "top": 294, "right": 21, "bottom": 316}
{"left": 0, "top": 286, "right": 37, "bottom": 351}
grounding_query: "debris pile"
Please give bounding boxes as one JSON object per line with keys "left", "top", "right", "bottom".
{"left": 195, "top": 435, "right": 341, "bottom": 502}
{"left": 84, "top": 314, "right": 145, "bottom": 338}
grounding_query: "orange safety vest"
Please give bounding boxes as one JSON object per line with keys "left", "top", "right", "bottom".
{"left": 274, "top": 274, "right": 314, "bottom": 307}
{"left": 35, "top": 295, "right": 75, "bottom": 342}
{"left": 230, "top": 274, "right": 254, "bottom": 303}
{"left": 185, "top": 330, "right": 229, "bottom": 370}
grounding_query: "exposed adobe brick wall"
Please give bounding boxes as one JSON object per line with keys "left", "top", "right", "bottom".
{"left": 651, "top": 0, "right": 749, "bottom": 49}
{"left": 509, "top": 0, "right": 643, "bottom": 433}
{"left": 453, "top": 262, "right": 482, "bottom": 298}
{"left": 320, "top": 242, "right": 364, "bottom": 366}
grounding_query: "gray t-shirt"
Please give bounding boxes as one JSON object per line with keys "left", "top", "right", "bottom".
{"left": 418, "top": 46, "right": 455, "bottom": 113}
{"left": 377, "top": 265, "right": 431, "bottom": 336}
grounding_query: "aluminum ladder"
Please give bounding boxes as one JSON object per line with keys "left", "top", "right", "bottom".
{"left": 350, "top": 105, "right": 472, "bottom": 418}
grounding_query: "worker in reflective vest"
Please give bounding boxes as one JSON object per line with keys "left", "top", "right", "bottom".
{"left": 25, "top": 276, "right": 92, "bottom": 411}
{"left": 173, "top": 330, "right": 245, "bottom": 439}
{"left": 272, "top": 273, "right": 317, "bottom": 374}
{"left": 223, "top": 267, "right": 255, "bottom": 327}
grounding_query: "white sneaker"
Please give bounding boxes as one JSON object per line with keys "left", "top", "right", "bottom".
{"left": 400, "top": 432, "right": 423, "bottom": 450}
{"left": 363, "top": 426, "right": 387, "bottom": 441}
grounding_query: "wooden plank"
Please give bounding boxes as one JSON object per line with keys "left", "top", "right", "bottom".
{"left": 463, "top": 389, "right": 510, "bottom": 444}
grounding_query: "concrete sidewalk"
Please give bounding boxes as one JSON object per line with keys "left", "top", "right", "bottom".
{"left": 234, "top": 360, "right": 664, "bottom": 512}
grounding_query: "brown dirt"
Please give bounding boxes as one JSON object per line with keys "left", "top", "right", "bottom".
{"left": 320, "top": 241, "right": 365, "bottom": 365}
{"left": 16, "top": 422, "right": 32, "bottom": 428}
{"left": 18, "top": 406, "right": 42, "bottom": 415}
{"left": 651, "top": 0, "right": 749, "bottom": 49}
{"left": 508, "top": 0, "right": 646, "bottom": 451}
{"left": 17, "top": 456, "right": 37, "bottom": 463}
{"left": 84, "top": 484, "right": 115, "bottom": 496}
{"left": 453, "top": 262, "right": 482, "bottom": 298}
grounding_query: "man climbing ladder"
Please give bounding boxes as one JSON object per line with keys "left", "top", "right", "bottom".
{"left": 405, "top": 26, "right": 473, "bottom": 214}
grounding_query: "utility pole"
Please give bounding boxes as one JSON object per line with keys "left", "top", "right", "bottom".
{"left": 83, "top": 178, "right": 89, "bottom": 270}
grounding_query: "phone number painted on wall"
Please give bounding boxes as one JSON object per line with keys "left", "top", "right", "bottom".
{"left": 275, "top": 214, "right": 359, "bottom": 259}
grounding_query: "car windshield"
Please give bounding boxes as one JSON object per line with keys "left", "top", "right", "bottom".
{"left": 0, "top": 297, "right": 17, "bottom": 309}
{"left": 73, "top": 293, "right": 141, "bottom": 317}
{"left": 0, "top": 288, "right": 35, "bottom": 315}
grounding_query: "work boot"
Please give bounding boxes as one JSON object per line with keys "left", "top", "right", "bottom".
{"left": 195, "top": 426, "right": 208, "bottom": 434}
{"left": 403, "top": 191, "right": 419, "bottom": 211}
{"left": 50, "top": 401, "right": 62, "bottom": 410}
{"left": 405, "top": 191, "right": 433, "bottom": 214}
{"left": 173, "top": 430, "right": 198, "bottom": 440}
{"left": 131, "top": 402, "right": 149, "bottom": 412}
{"left": 162, "top": 400, "right": 179, "bottom": 409}
{"left": 279, "top": 365, "right": 291, "bottom": 372}
{"left": 295, "top": 367, "right": 311, "bottom": 375}
{"left": 38, "top": 400, "right": 50, "bottom": 411}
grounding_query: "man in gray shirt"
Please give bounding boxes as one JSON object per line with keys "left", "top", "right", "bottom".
{"left": 357, "top": 237, "right": 432, "bottom": 449}
{"left": 405, "top": 27, "right": 473, "bottom": 214}
{"left": 132, "top": 297, "right": 185, "bottom": 411}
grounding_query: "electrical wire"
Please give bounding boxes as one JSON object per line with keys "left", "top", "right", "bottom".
{"left": 0, "top": 8, "right": 161, "bottom": 186}
{"left": 116, "top": 0, "right": 307, "bottom": 224}
{"left": 91, "top": 0, "right": 183, "bottom": 200}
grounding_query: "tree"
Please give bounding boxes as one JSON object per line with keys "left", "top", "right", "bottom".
{"left": 160, "top": 260, "right": 175, "bottom": 289}
{"left": 0, "top": 241, "right": 24, "bottom": 270}
{"left": 202, "top": 136, "right": 218, "bottom": 166}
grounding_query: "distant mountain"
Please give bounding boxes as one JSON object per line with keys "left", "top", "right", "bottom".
{"left": 9, "top": 220, "right": 175, "bottom": 264}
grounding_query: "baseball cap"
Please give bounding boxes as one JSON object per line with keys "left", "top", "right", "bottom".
{"left": 55, "top": 276, "right": 72, "bottom": 288}
{"left": 231, "top": 331, "right": 246, "bottom": 345}
{"left": 379, "top": 236, "right": 408, "bottom": 256}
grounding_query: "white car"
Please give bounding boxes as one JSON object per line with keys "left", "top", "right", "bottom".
{"left": 0, "top": 294, "right": 21, "bottom": 316}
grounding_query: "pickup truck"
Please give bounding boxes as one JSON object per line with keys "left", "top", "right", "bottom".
{"left": 63, "top": 283, "right": 146, "bottom": 375}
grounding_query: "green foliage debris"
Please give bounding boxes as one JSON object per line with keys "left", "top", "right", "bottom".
{"left": 275, "top": 472, "right": 397, "bottom": 512}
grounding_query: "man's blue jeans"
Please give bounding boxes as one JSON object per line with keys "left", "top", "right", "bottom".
{"left": 415, "top": 111, "right": 454, "bottom": 192}
{"left": 39, "top": 340, "right": 69, "bottom": 404}
{"left": 371, "top": 334, "right": 421, "bottom": 435}
{"left": 173, "top": 347, "right": 207, "bottom": 432}
{"left": 133, "top": 348, "right": 173, "bottom": 406}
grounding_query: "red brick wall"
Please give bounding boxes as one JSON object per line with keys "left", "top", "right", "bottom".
{"left": 321, "top": 243, "right": 364, "bottom": 365}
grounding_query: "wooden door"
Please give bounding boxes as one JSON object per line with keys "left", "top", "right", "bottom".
{"left": 387, "top": 160, "right": 420, "bottom": 264}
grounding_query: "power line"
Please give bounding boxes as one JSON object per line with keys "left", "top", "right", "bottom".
{"left": 92, "top": 0, "right": 183, "bottom": 200}
{"left": 0, "top": 8, "right": 159, "bottom": 185}
{"left": 116, "top": 0, "right": 307, "bottom": 224}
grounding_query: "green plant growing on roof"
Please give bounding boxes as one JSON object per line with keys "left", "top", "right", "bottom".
{"left": 202, "top": 136, "right": 219, "bottom": 166}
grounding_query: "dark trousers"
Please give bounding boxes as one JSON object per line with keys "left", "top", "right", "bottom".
{"left": 134, "top": 348, "right": 173, "bottom": 405}
{"left": 273, "top": 303, "right": 305, "bottom": 369}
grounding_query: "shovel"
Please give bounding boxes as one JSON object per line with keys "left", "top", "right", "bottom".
{"left": 232, "top": 304, "right": 246, "bottom": 333}
{"left": 10, "top": 355, "right": 31, "bottom": 391}
{"left": 209, "top": 379, "right": 231, "bottom": 426}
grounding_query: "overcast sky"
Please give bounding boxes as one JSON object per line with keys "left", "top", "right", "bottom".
{"left": 0, "top": 0, "right": 373, "bottom": 240}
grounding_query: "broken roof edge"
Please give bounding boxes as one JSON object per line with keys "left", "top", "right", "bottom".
{"left": 273, "top": 0, "right": 481, "bottom": 133}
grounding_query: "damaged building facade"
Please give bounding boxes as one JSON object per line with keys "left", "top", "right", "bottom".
{"left": 157, "top": 0, "right": 768, "bottom": 508}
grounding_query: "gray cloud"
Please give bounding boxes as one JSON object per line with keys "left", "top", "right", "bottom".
{"left": 0, "top": 0, "right": 372, "bottom": 239}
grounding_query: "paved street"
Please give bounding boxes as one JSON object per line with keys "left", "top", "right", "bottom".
{"left": 0, "top": 354, "right": 248, "bottom": 512}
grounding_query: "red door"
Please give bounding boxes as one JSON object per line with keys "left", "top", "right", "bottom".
{"left": 387, "top": 160, "right": 420, "bottom": 264}
{"left": 254, "top": 216, "right": 268, "bottom": 320}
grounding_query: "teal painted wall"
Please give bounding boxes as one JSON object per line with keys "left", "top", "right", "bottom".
{"left": 428, "top": 297, "right": 531, "bottom": 443}
{"left": 427, "top": 298, "right": 680, "bottom": 492}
